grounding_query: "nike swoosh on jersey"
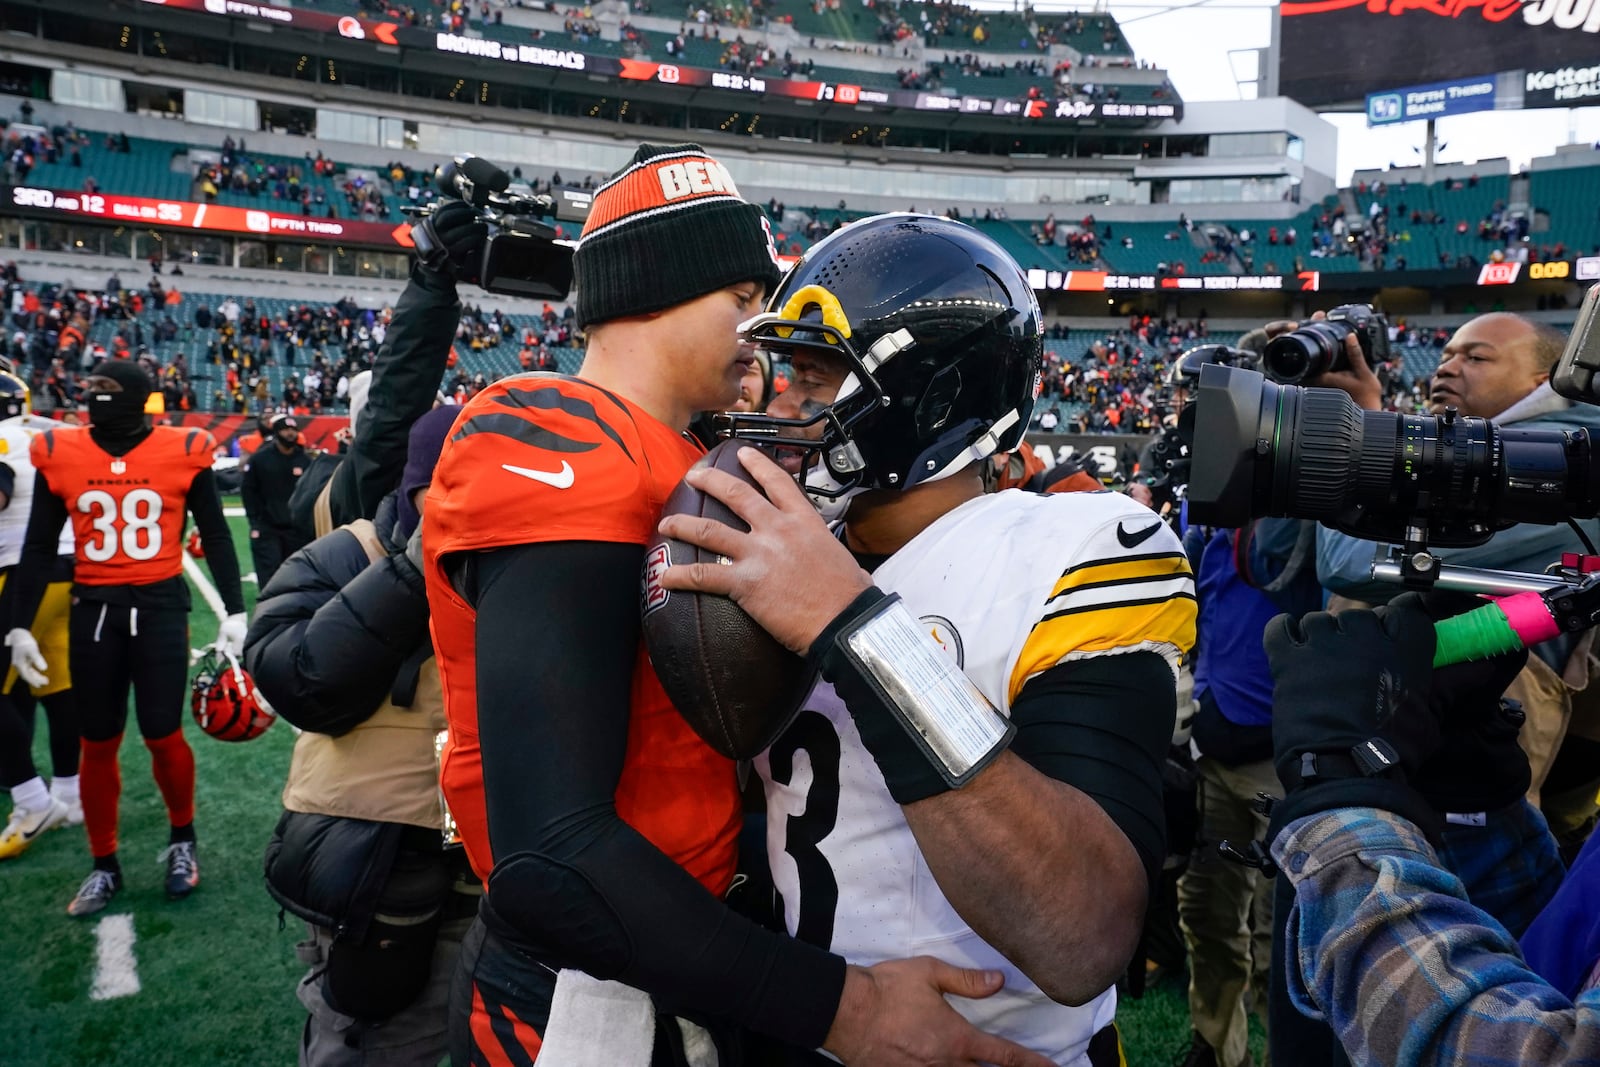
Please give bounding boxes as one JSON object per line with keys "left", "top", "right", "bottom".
{"left": 501, "top": 461, "right": 576, "bottom": 489}
{"left": 1116, "top": 521, "right": 1162, "bottom": 548}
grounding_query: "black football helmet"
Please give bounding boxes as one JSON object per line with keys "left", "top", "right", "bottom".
{"left": 0, "top": 370, "right": 28, "bottom": 420}
{"left": 724, "top": 214, "right": 1041, "bottom": 507}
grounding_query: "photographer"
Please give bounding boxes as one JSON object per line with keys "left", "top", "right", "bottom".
{"left": 1262, "top": 595, "right": 1600, "bottom": 1065}
{"left": 1315, "top": 314, "right": 1594, "bottom": 609}
{"left": 1257, "top": 314, "right": 1580, "bottom": 1065}
{"left": 1312, "top": 313, "right": 1599, "bottom": 838}
{"left": 246, "top": 406, "right": 471, "bottom": 1067}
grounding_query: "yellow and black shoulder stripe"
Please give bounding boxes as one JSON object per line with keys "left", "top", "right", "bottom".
{"left": 1008, "top": 549, "right": 1196, "bottom": 703}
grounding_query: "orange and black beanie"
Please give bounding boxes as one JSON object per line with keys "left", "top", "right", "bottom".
{"left": 573, "top": 143, "right": 782, "bottom": 330}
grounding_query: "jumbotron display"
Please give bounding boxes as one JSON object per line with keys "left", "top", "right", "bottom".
{"left": 1278, "top": 0, "right": 1600, "bottom": 107}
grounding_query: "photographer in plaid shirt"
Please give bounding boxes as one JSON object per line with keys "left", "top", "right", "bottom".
{"left": 1262, "top": 593, "right": 1600, "bottom": 1064}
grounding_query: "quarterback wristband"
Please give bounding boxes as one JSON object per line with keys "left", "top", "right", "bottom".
{"left": 813, "top": 588, "right": 1014, "bottom": 803}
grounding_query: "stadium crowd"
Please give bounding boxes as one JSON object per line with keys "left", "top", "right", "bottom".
{"left": 0, "top": 265, "right": 584, "bottom": 420}
{"left": 8, "top": 255, "right": 1441, "bottom": 443}
{"left": 194, "top": 137, "right": 393, "bottom": 221}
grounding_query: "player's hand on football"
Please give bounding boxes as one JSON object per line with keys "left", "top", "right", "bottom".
{"left": 822, "top": 959, "right": 1055, "bottom": 1067}
{"left": 4, "top": 628, "right": 48, "bottom": 688}
{"left": 657, "top": 445, "right": 872, "bottom": 656}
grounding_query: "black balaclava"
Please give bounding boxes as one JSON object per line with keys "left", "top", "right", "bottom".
{"left": 85, "top": 360, "right": 152, "bottom": 442}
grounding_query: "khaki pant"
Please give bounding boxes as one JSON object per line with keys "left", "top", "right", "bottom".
{"left": 1178, "top": 755, "right": 1280, "bottom": 1067}
{"left": 296, "top": 910, "right": 474, "bottom": 1067}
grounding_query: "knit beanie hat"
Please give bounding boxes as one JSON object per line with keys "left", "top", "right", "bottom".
{"left": 573, "top": 143, "right": 782, "bottom": 330}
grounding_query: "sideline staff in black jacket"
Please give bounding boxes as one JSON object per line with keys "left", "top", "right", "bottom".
{"left": 242, "top": 414, "right": 310, "bottom": 589}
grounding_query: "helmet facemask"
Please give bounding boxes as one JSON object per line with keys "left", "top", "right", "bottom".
{"left": 714, "top": 213, "right": 1043, "bottom": 521}
{"left": 720, "top": 313, "right": 913, "bottom": 517}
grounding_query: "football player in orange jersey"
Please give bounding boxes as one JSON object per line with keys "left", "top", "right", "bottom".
{"left": 4, "top": 359, "right": 247, "bottom": 916}
{"left": 423, "top": 144, "right": 1052, "bottom": 1067}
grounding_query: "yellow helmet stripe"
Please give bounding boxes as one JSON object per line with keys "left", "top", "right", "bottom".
{"left": 773, "top": 284, "right": 852, "bottom": 341}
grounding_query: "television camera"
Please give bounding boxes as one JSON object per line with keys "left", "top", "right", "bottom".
{"left": 406, "top": 154, "right": 589, "bottom": 300}
{"left": 1186, "top": 288, "right": 1600, "bottom": 665}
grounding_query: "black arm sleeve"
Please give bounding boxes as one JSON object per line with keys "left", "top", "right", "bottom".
{"left": 1009, "top": 651, "right": 1175, "bottom": 887}
{"left": 0, "top": 462, "right": 15, "bottom": 508}
{"left": 188, "top": 469, "right": 246, "bottom": 615}
{"left": 324, "top": 265, "right": 460, "bottom": 526}
{"left": 8, "top": 476, "right": 68, "bottom": 631}
{"left": 473, "top": 542, "right": 846, "bottom": 1050}
{"left": 244, "top": 531, "right": 429, "bottom": 734}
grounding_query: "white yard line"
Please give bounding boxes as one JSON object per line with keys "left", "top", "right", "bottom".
{"left": 223, "top": 506, "right": 246, "bottom": 518}
{"left": 181, "top": 551, "right": 227, "bottom": 623}
{"left": 90, "top": 915, "right": 141, "bottom": 1001}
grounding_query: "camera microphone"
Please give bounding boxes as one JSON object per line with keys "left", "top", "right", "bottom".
{"left": 457, "top": 155, "right": 511, "bottom": 195}
{"left": 435, "top": 155, "right": 511, "bottom": 207}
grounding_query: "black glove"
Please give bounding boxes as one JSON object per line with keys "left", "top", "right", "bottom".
{"left": 1265, "top": 594, "right": 1443, "bottom": 842}
{"left": 1407, "top": 592, "right": 1531, "bottom": 815}
{"left": 418, "top": 200, "right": 489, "bottom": 285}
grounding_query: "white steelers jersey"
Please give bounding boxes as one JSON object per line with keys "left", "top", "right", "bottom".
{"left": 755, "top": 487, "right": 1196, "bottom": 1063}
{"left": 0, "top": 415, "right": 73, "bottom": 567}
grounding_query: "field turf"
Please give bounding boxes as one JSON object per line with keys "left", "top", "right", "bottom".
{"left": 0, "top": 512, "right": 1255, "bottom": 1066}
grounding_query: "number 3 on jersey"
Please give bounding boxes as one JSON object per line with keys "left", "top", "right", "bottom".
{"left": 77, "top": 488, "right": 163, "bottom": 562}
{"left": 767, "top": 710, "right": 841, "bottom": 950}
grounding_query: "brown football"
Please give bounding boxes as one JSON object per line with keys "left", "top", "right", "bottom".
{"left": 643, "top": 440, "right": 815, "bottom": 760}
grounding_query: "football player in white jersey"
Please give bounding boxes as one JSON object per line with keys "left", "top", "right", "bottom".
{"left": 0, "top": 370, "right": 81, "bottom": 858}
{"left": 661, "top": 214, "right": 1197, "bottom": 1066}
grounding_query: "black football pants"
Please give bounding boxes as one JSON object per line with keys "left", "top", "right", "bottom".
{"left": 70, "top": 600, "right": 190, "bottom": 744}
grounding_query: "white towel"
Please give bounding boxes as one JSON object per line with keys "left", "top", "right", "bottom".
{"left": 537, "top": 970, "right": 654, "bottom": 1067}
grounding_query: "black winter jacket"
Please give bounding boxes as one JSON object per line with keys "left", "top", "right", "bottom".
{"left": 244, "top": 493, "right": 431, "bottom": 736}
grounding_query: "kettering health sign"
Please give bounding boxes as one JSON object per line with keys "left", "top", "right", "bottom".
{"left": 1366, "top": 75, "right": 1497, "bottom": 126}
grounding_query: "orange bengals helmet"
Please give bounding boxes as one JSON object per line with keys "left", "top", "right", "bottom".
{"left": 191, "top": 648, "right": 275, "bottom": 742}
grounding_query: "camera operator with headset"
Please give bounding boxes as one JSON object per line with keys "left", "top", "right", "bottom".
{"left": 1259, "top": 592, "right": 1600, "bottom": 1064}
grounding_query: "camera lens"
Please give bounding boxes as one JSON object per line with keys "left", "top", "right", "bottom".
{"left": 1186, "top": 365, "right": 1599, "bottom": 546}
{"left": 1261, "top": 322, "right": 1348, "bottom": 384}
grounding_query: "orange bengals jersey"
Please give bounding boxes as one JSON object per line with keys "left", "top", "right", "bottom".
{"left": 424, "top": 374, "right": 741, "bottom": 898}
{"left": 31, "top": 425, "right": 215, "bottom": 587}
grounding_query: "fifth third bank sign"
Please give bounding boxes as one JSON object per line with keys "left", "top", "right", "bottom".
{"left": 1367, "top": 75, "right": 1497, "bottom": 126}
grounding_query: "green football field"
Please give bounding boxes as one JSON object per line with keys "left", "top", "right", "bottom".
{"left": 0, "top": 512, "right": 1256, "bottom": 1066}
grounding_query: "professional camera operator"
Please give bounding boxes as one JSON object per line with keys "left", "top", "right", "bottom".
{"left": 248, "top": 405, "right": 470, "bottom": 1067}
{"left": 1258, "top": 313, "right": 1582, "bottom": 1066}
{"left": 1311, "top": 317, "right": 1594, "bottom": 831}
{"left": 1261, "top": 595, "right": 1600, "bottom": 1065}
{"left": 1316, "top": 314, "right": 1592, "bottom": 607}
{"left": 302, "top": 191, "right": 486, "bottom": 532}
